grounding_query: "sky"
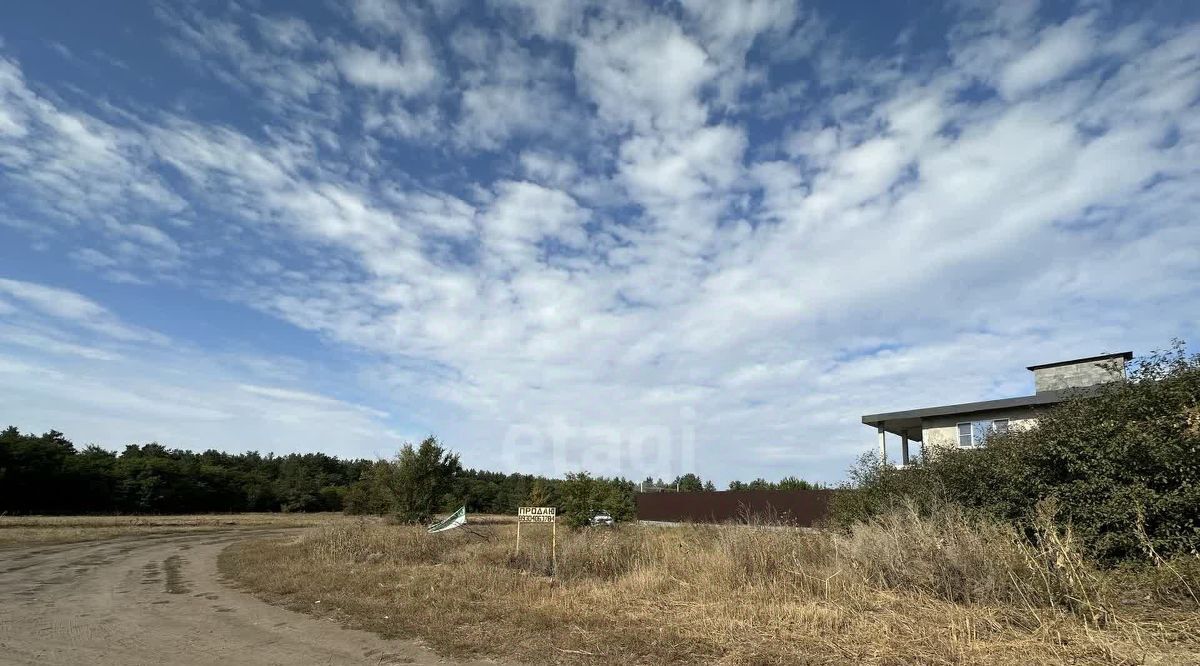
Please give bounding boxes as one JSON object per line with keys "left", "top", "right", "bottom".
{"left": 0, "top": 0, "right": 1198, "bottom": 485}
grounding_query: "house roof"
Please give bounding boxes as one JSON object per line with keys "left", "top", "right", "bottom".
{"left": 860, "top": 388, "right": 1091, "bottom": 439}
{"left": 861, "top": 351, "right": 1131, "bottom": 440}
{"left": 1025, "top": 351, "right": 1132, "bottom": 371}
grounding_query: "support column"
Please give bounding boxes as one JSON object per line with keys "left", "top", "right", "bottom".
{"left": 901, "top": 431, "right": 910, "bottom": 467}
{"left": 878, "top": 425, "right": 886, "bottom": 465}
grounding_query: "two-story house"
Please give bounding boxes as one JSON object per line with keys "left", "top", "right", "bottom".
{"left": 861, "top": 351, "right": 1131, "bottom": 465}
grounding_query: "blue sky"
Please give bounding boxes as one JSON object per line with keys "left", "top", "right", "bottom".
{"left": 1, "top": 0, "right": 1198, "bottom": 484}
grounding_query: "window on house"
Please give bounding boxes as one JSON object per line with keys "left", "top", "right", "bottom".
{"left": 957, "top": 422, "right": 973, "bottom": 447}
{"left": 958, "top": 419, "right": 1010, "bottom": 447}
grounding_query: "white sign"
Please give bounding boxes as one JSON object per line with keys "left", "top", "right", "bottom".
{"left": 514, "top": 506, "right": 558, "bottom": 572}
{"left": 518, "top": 506, "right": 556, "bottom": 523}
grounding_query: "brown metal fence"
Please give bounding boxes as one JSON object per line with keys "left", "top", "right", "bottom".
{"left": 635, "top": 489, "right": 836, "bottom": 527}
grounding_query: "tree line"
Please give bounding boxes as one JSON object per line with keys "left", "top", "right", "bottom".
{"left": 637, "top": 472, "right": 823, "bottom": 492}
{"left": 0, "top": 428, "right": 368, "bottom": 515}
{"left": 1, "top": 426, "right": 809, "bottom": 518}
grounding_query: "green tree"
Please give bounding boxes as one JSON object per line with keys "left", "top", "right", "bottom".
{"left": 526, "top": 478, "right": 552, "bottom": 506}
{"left": 777, "top": 476, "right": 821, "bottom": 490}
{"left": 672, "top": 473, "right": 704, "bottom": 491}
{"left": 600, "top": 477, "right": 636, "bottom": 522}
{"left": 393, "top": 437, "right": 462, "bottom": 523}
{"left": 344, "top": 460, "right": 401, "bottom": 515}
{"left": 560, "top": 472, "right": 598, "bottom": 528}
{"left": 560, "top": 472, "right": 635, "bottom": 527}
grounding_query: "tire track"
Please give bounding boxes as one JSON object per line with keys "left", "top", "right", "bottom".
{"left": 0, "top": 528, "right": 502, "bottom": 665}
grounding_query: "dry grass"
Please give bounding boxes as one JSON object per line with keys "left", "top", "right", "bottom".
{"left": 219, "top": 508, "right": 1200, "bottom": 665}
{"left": 0, "top": 512, "right": 358, "bottom": 546}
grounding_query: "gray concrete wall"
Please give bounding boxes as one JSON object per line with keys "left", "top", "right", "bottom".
{"left": 922, "top": 406, "right": 1041, "bottom": 450}
{"left": 1033, "top": 358, "right": 1125, "bottom": 393}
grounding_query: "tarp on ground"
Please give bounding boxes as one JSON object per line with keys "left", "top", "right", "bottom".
{"left": 427, "top": 506, "right": 466, "bottom": 533}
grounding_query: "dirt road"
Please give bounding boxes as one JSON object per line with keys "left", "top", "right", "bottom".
{"left": 0, "top": 529, "right": 493, "bottom": 665}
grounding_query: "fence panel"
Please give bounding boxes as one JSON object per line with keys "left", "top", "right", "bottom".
{"left": 635, "top": 489, "right": 835, "bottom": 526}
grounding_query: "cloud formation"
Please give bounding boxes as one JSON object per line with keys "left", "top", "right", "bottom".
{"left": 0, "top": 0, "right": 1197, "bottom": 482}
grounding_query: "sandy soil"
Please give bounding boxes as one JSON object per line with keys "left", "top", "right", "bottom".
{"left": 0, "top": 528, "right": 497, "bottom": 665}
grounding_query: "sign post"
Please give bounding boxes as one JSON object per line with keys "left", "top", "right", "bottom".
{"left": 516, "top": 506, "right": 557, "bottom": 573}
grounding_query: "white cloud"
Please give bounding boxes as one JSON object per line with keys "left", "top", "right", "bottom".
{"left": 446, "top": 25, "right": 584, "bottom": 152}
{"left": 574, "top": 14, "right": 715, "bottom": 133}
{"left": 456, "top": 82, "right": 564, "bottom": 149}
{"left": 497, "top": 0, "right": 581, "bottom": 40}
{"left": 364, "top": 99, "right": 444, "bottom": 140}
{"left": 333, "top": 0, "right": 442, "bottom": 98}
{"left": 0, "top": 279, "right": 404, "bottom": 457}
{"left": 0, "top": 351, "right": 403, "bottom": 457}
{"left": 519, "top": 151, "right": 581, "bottom": 188}
{"left": 481, "top": 181, "right": 589, "bottom": 264}
{"left": 998, "top": 16, "right": 1095, "bottom": 97}
{"left": 159, "top": 6, "right": 336, "bottom": 109}
{"left": 254, "top": 14, "right": 316, "bottom": 51}
{"left": 238, "top": 384, "right": 389, "bottom": 419}
{"left": 380, "top": 188, "right": 477, "bottom": 238}
{"left": 0, "top": 57, "right": 183, "bottom": 232}
{"left": 0, "top": 326, "right": 123, "bottom": 361}
{"left": 347, "top": 0, "right": 414, "bottom": 31}
{"left": 1, "top": 1, "right": 1198, "bottom": 483}
{"left": 620, "top": 125, "right": 747, "bottom": 204}
{"left": 335, "top": 43, "right": 438, "bottom": 96}
{"left": 679, "top": 0, "right": 808, "bottom": 106}
{"left": 0, "top": 278, "right": 167, "bottom": 345}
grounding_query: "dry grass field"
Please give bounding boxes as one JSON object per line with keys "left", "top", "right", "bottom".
{"left": 0, "top": 512, "right": 359, "bottom": 546}
{"left": 220, "top": 508, "right": 1200, "bottom": 665}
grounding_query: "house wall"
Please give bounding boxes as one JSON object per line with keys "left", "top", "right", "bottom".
{"left": 922, "top": 405, "right": 1043, "bottom": 450}
{"left": 1033, "top": 358, "right": 1124, "bottom": 393}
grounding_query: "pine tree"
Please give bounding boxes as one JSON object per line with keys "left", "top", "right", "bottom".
{"left": 526, "top": 478, "right": 551, "bottom": 506}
